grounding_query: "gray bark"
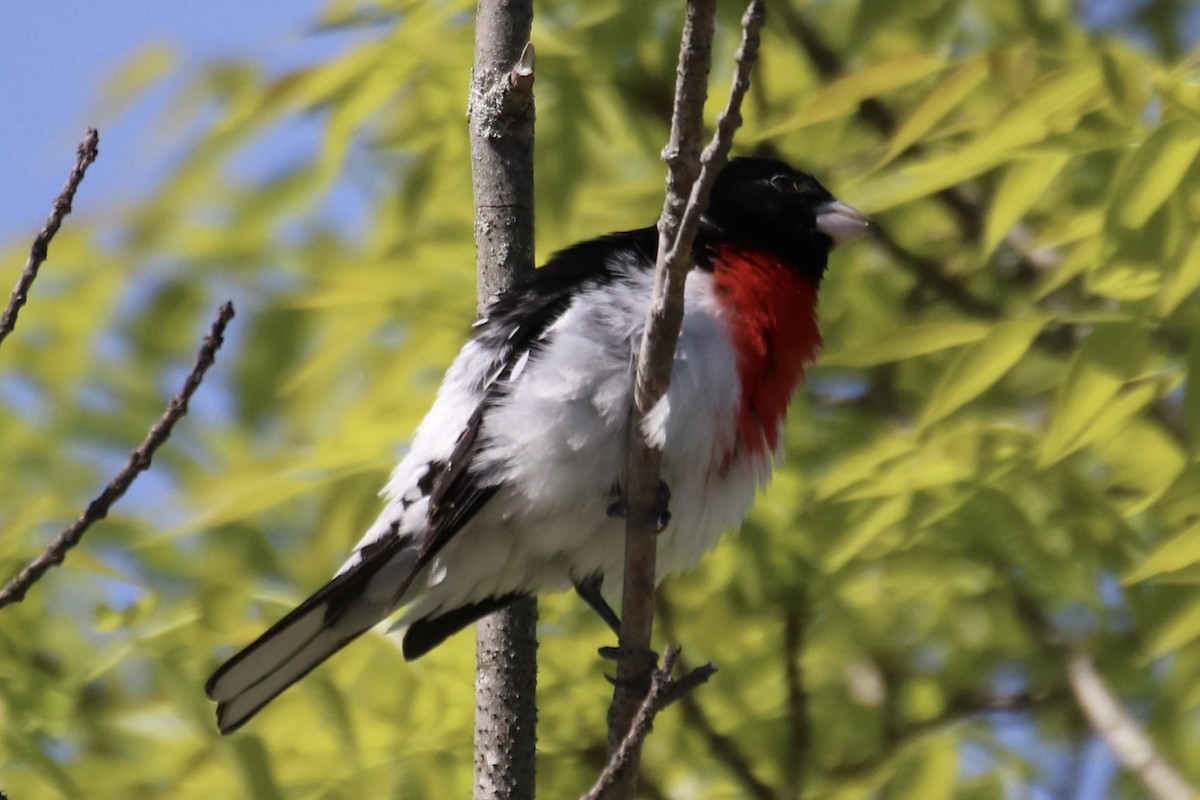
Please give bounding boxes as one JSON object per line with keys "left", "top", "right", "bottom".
{"left": 469, "top": 2, "right": 538, "bottom": 799}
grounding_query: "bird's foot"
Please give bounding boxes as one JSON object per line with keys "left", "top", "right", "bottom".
{"left": 606, "top": 480, "right": 671, "bottom": 532}
{"left": 598, "top": 645, "right": 659, "bottom": 691}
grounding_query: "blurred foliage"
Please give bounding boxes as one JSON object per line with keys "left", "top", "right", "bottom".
{"left": 2, "top": 0, "right": 1200, "bottom": 797}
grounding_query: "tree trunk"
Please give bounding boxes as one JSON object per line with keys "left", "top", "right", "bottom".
{"left": 468, "top": 2, "right": 538, "bottom": 799}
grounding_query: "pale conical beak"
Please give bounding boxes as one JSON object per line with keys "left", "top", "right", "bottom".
{"left": 816, "top": 201, "right": 875, "bottom": 247}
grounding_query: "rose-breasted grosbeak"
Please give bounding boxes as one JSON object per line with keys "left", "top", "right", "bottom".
{"left": 206, "top": 156, "right": 872, "bottom": 733}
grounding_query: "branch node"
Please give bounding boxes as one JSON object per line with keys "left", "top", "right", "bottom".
{"left": 512, "top": 41, "right": 535, "bottom": 82}
{"left": 658, "top": 660, "right": 717, "bottom": 709}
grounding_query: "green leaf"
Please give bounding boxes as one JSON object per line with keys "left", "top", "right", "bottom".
{"left": 1147, "top": 597, "right": 1200, "bottom": 656}
{"left": 1034, "top": 233, "right": 1104, "bottom": 299}
{"left": 1086, "top": 259, "right": 1163, "bottom": 300}
{"left": 815, "top": 435, "right": 918, "bottom": 501}
{"left": 899, "top": 735, "right": 958, "bottom": 799}
{"left": 1185, "top": 335, "right": 1200, "bottom": 455}
{"left": 849, "top": 66, "right": 1101, "bottom": 212}
{"left": 98, "top": 43, "right": 178, "bottom": 119}
{"left": 1109, "top": 118, "right": 1200, "bottom": 230}
{"left": 983, "top": 153, "right": 1071, "bottom": 257}
{"left": 1096, "top": 419, "right": 1186, "bottom": 515}
{"left": 759, "top": 53, "right": 946, "bottom": 137}
{"left": 877, "top": 55, "right": 989, "bottom": 168}
{"left": 840, "top": 423, "right": 982, "bottom": 500}
{"left": 1157, "top": 234, "right": 1200, "bottom": 315}
{"left": 1046, "top": 381, "right": 1157, "bottom": 466}
{"left": 919, "top": 318, "right": 1047, "bottom": 429}
{"left": 823, "top": 496, "right": 910, "bottom": 572}
{"left": 1128, "top": 523, "right": 1200, "bottom": 583}
{"left": 822, "top": 321, "right": 993, "bottom": 367}
{"left": 232, "top": 736, "right": 286, "bottom": 800}
{"left": 1099, "top": 41, "right": 1155, "bottom": 120}
{"left": 1037, "top": 323, "right": 1148, "bottom": 467}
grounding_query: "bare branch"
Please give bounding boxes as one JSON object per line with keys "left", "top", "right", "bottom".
{"left": 0, "top": 301, "right": 235, "bottom": 609}
{"left": 1062, "top": 653, "right": 1193, "bottom": 800}
{"left": 674, "top": 669, "right": 776, "bottom": 800}
{"left": 823, "top": 685, "right": 1067, "bottom": 781}
{"left": 584, "top": 648, "right": 715, "bottom": 800}
{"left": 1005, "top": 587, "right": 1196, "bottom": 800}
{"left": 657, "top": 597, "right": 774, "bottom": 800}
{"left": 871, "top": 225, "right": 1001, "bottom": 318}
{"left": 468, "top": 2, "right": 538, "bottom": 798}
{"left": 782, "top": 609, "right": 810, "bottom": 800}
{"left": 0, "top": 129, "right": 100, "bottom": 350}
{"left": 606, "top": 0, "right": 719, "bottom": 777}
{"left": 605, "top": 2, "right": 765, "bottom": 795}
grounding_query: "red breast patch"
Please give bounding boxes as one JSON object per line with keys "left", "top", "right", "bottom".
{"left": 711, "top": 244, "right": 822, "bottom": 466}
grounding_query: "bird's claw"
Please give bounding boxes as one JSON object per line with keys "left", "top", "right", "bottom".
{"left": 598, "top": 645, "right": 659, "bottom": 669}
{"left": 597, "top": 645, "right": 660, "bottom": 662}
{"left": 606, "top": 480, "right": 671, "bottom": 532}
{"left": 598, "top": 645, "right": 658, "bottom": 690}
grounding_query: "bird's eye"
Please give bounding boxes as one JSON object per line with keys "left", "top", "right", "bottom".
{"left": 769, "top": 175, "right": 796, "bottom": 193}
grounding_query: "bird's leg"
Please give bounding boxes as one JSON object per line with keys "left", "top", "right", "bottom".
{"left": 574, "top": 575, "right": 658, "bottom": 685}
{"left": 606, "top": 479, "right": 672, "bottom": 532}
{"left": 574, "top": 574, "right": 622, "bottom": 636}
{"left": 596, "top": 483, "right": 668, "bottom": 688}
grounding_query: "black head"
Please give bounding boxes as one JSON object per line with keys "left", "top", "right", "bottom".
{"left": 703, "top": 157, "right": 872, "bottom": 275}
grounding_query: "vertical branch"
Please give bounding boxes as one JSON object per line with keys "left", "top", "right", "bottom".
{"left": 604, "top": 2, "right": 766, "bottom": 797}
{"left": 783, "top": 608, "right": 810, "bottom": 800}
{"left": 606, "top": 0, "right": 717, "bottom": 783}
{"left": 468, "top": 3, "right": 538, "bottom": 799}
{"left": 470, "top": 1, "right": 536, "bottom": 305}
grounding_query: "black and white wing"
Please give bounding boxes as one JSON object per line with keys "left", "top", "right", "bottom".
{"left": 205, "top": 228, "right": 654, "bottom": 733}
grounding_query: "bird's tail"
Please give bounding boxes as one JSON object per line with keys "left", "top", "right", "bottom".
{"left": 205, "top": 549, "right": 415, "bottom": 734}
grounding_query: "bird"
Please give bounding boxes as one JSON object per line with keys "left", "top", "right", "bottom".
{"left": 205, "top": 156, "right": 873, "bottom": 733}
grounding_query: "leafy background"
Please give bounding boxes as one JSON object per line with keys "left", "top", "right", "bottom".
{"left": 2, "top": 0, "right": 1200, "bottom": 797}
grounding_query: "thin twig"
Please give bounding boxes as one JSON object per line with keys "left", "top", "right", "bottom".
{"left": 871, "top": 225, "right": 1001, "bottom": 318}
{"left": 657, "top": 597, "right": 774, "bottom": 800}
{"left": 783, "top": 609, "right": 810, "bottom": 800}
{"left": 584, "top": 649, "right": 708, "bottom": 800}
{"left": 580, "top": 748, "right": 673, "bottom": 800}
{"left": 674, "top": 690, "right": 777, "bottom": 800}
{"left": 0, "top": 129, "right": 100, "bottom": 349}
{"left": 823, "top": 685, "right": 1064, "bottom": 781}
{"left": 606, "top": 2, "right": 765, "bottom": 796}
{"left": 0, "top": 302, "right": 235, "bottom": 609}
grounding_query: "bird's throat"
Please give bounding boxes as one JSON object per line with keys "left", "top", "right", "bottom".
{"left": 711, "top": 243, "right": 822, "bottom": 463}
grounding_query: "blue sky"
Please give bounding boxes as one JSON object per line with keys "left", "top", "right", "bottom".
{"left": 0, "top": 1, "right": 351, "bottom": 243}
{"left": 2, "top": 2, "right": 1195, "bottom": 246}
